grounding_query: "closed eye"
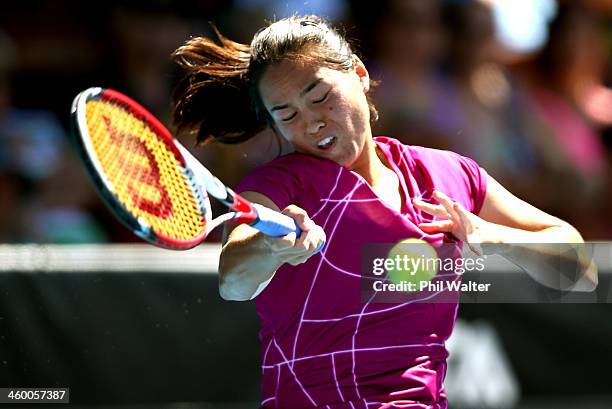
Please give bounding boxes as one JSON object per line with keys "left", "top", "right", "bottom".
{"left": 281, "top": 112, "right": 297, "bottom": 122}
{"left": 312, "top": 90, "right": 330, "bottom": 104}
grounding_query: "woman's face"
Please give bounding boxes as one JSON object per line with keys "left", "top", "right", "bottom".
{"left": 258, "top": 57, "right": 373, "bottom": 169}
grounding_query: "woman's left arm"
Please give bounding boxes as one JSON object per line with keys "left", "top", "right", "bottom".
{"left": 414, "top": 174, "right": 598, "bottom": 291}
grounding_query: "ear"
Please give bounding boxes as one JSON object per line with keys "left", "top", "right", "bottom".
{"left": 352, "top": 55, "right": 370, "bottom": 93}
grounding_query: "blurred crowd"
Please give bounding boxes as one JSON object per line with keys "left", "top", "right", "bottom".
{"left": 0, "top": 0, "right": 611, "bottom": 243}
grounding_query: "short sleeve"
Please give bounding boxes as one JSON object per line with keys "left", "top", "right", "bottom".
{"left": 234, "top": 152, "right": 342, "bottom": 216}
{"left": 452, "top": 153, "right": 488, "bottom": 215}
{"left": 400, "top": 142, "right": 488, "bottom": 216}
{"left": 235, "top": 161, "right": 299, "bottom": 211}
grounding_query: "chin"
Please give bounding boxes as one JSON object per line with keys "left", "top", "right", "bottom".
{"left": 337, "top": 153, "right": 358, "bottom": 169}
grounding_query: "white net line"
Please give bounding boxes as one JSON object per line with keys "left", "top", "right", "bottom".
{"left": 0, "top": 242, "right": 609, "bottom": 274}
{"left": 0, "top": 243, "right": 221, "bottom": 273}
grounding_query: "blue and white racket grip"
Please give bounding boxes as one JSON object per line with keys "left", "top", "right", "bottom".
{"left": 251, "top": 203, "right": 325, "bottom": 253}
{"left": 250, "top": 203, "right": 300, "bottom": 236}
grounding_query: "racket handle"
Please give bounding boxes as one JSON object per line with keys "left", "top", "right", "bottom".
{"left": 251, "top": 203, "right": 301, "bottom": 236}
{"left": 251, "top": 204, "right": 325, "bottom": 253}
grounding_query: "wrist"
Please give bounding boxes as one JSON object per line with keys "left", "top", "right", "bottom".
{"left": 479, "top": 221, "right": 511, "bottom": 255}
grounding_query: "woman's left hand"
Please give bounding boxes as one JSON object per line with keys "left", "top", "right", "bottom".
{"left": 413, "top": 190, "right": 500, "bottom": 255}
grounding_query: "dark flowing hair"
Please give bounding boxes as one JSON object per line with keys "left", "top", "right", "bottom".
{"left": 171, "top": 15, "right": 378, "bottom": 146}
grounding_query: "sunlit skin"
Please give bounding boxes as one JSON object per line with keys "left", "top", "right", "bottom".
{"left": 219, "top": 58, "right": 596, "bottom": 301}
{"left": 258, "top": 58, "right": 389, "bottom": 186}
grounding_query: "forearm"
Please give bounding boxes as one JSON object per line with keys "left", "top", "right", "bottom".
{"left": 484, "top": 223, "right": 598, "bottom": 291}
{"left": 218, "top": 226, "right": 283, "bottom": 301}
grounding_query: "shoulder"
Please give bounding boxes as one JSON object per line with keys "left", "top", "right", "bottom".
{"left": 376, "top": 136, "right": 488, "bottom": 214}
{"left": 261, "top": 151, "right": 339, "bottom": 172}
{"left": 375, "top": 135, "right": 470, "bottom": 169}
{"left": 242, "top": 151, "right": 341, "bottom": 186}
{"left": 235, "top": 152, "right": 343, "bottom": 212}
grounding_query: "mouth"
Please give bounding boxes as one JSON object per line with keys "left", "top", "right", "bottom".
{"left": 316, "top": 136, "right": 336, "bottom": 151}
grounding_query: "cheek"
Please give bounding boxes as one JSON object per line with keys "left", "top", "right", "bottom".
{"left": 275, "top": 121, "right": 301, "bottom": 144}
{"left": 343, "top": 96, "right": 369, "bottom": 132}
{"left": 333, "top": 88, "right": 369, "bottom": 128}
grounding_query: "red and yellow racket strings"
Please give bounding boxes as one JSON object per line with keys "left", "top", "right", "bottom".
{"left": 85, "top": 99, "right": 205, "bottom": 240}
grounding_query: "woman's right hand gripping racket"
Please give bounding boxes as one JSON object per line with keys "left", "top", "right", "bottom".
{"left": 70, "top": 87, "right": 324, "bottom": 251}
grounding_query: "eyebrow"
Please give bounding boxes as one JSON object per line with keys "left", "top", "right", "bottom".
{"left": 270, "top": 78, "right": 324, "bottom": 112}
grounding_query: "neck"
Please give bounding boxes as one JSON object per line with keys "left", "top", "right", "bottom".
{"left": 350, "top": 138, "right": 391, "bottom": 186}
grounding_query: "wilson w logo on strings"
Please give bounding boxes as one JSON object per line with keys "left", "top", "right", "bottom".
{"left": 103, "top": 116, "right": 174, "bottom": 219}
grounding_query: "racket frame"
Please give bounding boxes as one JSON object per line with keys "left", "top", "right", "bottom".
{"left": 71, "top": 87, "right": 304, "bottom": 250}
{"left": 70, "top": 87, "right": 209, "bottom": 249}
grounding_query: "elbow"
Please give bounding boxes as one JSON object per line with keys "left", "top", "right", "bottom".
{"left": 218, "top": 239, "right": 274, "bottom": 301}
{"left": 218, "top": 257, "right": 254, "bottom": 301}
{"left": 218, "top": 271, "right": 254, "bottom": 301}
{"left": 219, "top": 282, "right": 252, "bottom": 301}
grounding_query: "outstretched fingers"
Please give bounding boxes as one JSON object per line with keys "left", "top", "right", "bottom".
{"left": 418, "top": 219, "right": 454, "bottom": 233}
{"left": 433, "top": 190, "right": 461, "bottom": 222}
{"left": 413, "top": 197, "right": 450, "bottom": 218}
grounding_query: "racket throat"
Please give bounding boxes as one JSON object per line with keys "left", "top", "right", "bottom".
{"left": 229, "top": 194, "right": 256, "bottom": 223}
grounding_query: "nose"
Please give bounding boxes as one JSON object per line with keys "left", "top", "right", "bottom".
{"left": 306, "top": 116, "right": 326, "bottom": 135}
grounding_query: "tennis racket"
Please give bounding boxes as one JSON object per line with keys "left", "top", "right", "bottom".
{"left": 70, "top": 87, "right": 308, "bottom": 250}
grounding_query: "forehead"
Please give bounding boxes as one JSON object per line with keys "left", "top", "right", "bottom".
{"left": 258, "top": 59, "right": 345, "bottom": 107}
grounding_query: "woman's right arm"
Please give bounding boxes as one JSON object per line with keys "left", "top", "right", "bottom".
{"left": 218, "top": 191, "right": 326, "bottom": 301}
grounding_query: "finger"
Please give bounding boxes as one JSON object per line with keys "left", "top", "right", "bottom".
{"left": 452, "top": 204, "right": 482, "bottom": 253}
{"left": 295, "top": 225, "right": 326, "bottom": 253}
{"left": 433, "top": 190, "right": 460, "bottom": 221}
{"left": 453, "top": 202, "right": 480, "bottom": 240}
{"left": 418, "top": 220, "right": 454, "bottom": 233}
{"left": 294, "top": 232, "right": 314, "bottom": 253}
{"left": 452, "top": 202, "right": 473, "bottom": 221}
{"left": 413, "top": 198, "right": 450, "bottom": 218}
{"left": 265, "top": 231, "right": 297, "bottom": 252}
{"left": 315, "top": 225, "right": 327, "bottom": 244}
{"left": 432, "top": 190, "right": 453, "bottom": 210}
{"left": 282, "top": 205, "right": 314, "bottom": 232}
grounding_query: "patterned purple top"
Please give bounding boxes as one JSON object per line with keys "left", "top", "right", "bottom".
{"left": 236, "top": 137, "right": 487, "bottom": 409}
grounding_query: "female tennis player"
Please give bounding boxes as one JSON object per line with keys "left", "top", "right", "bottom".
{"left": 171, "top": 15, "right": 597, "bottom": 409}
